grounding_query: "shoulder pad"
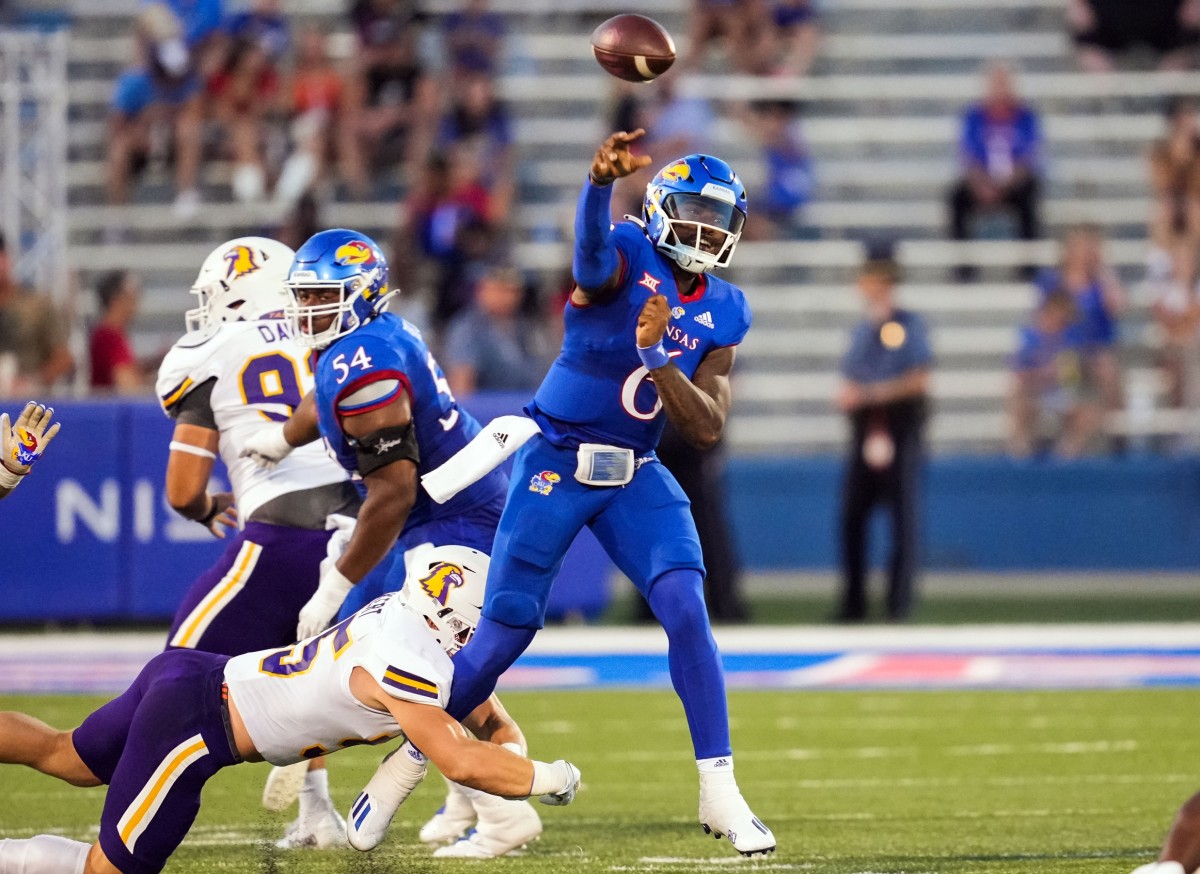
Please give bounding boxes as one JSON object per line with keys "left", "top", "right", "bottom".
{"left": 156, "top": 334, "right": 223, "bottom": 413}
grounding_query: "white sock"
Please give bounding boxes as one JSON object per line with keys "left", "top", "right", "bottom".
{"left": 697, "top": 755, "right": 735, "bottom": 775}
{"left": 299, "top": 767, "right": 332, "bottom": 819}
{"left": 0, "top": 835, "right": 89, "bottom": 874}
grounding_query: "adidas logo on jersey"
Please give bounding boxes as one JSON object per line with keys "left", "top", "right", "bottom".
{"left": 493, "top": 432, "right": 508, "bottom": 448}
{"left": 694, "top": 311, "right": 715, "bottom": 329}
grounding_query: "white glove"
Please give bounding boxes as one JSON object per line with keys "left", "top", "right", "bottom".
{"left": 529, "top": 759, "right": 581, "bottom": 806}
{"left": 347, "top": 741, "right": 428, "bottom": 852}
{"left": 1, "top": 402, "right": 61, "bottom": 489}
{"left": 239, "top": 423, "right": 293, "bottom": 470}
{"left": 296, "top": 564, "right": 354, "bottom": 639}
{"left": 324, "top": 513, "right": 357, "bottom": 560}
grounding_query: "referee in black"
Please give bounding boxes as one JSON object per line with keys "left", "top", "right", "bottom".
{"left": 835, "top": 243, "right": 934, "bottom": 623}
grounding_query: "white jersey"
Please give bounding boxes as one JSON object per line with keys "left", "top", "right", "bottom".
{"left": 156, "top": 319, "right": 349, "bottom": 523}
{"left": 223, "top": 594, "right": 452, "bottom": 765}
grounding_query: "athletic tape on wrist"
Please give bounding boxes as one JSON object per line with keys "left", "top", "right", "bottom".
{"left": 637, "top": 340, "right": 671, "bottom": 371}
{"left": 0, "top": 464, "right": 23, "bottom": 490}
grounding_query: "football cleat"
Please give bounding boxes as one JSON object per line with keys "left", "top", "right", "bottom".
{"left": 419, "top": 780, "right": 477, "bottom": 846}
{"left": 274, "top": 807, "right": 347, "bottom": 850}
{"left": 1131, "top": 864, "right": 1185, "bottom": 874}
{"left": 432, "top": 797, "right": 543, "bottom": 859}
{"left": 262, "top": 762, "right": 309, "bottom": 812}
{"left": 347, "top": 743, "right": 428, "bottom": 852}
{"left": 698, "top": 790, "right": 775, "bottom": 856}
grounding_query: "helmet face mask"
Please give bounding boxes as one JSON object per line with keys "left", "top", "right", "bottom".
{"left": 186, "top": 237, "right": 295, "bottom": 333}
{"left": 397, "top": 546, "right": 489, "bottom": 656}
{"left": 284, "top": 230, "right": 392, "bottom": 349}
{"left": 643, "top": 155, "right": 748, "bottom": 274}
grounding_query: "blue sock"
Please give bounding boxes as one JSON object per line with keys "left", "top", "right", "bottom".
{"left": 647, "top": 569, "right": 731, "bottom": 760}
{"left": 447, "top": 616, "right": 536, "bottom": 720}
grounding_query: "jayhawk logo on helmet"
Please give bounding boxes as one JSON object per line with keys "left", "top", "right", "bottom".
{"left": 661, "top": 161, "right": 692, "bottom": 182}
{"left": 334, "top": 241, "right": 376, "bottom": 267}
{"left": 223, "top": 246, "right": 261, "bottom": 280}
{"left": 419, "top": 562, "right": 466, "bottom": 606}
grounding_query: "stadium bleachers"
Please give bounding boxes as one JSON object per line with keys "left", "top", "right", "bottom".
{"left": 56, "top": 0, "right": 1197, "bottom": 454}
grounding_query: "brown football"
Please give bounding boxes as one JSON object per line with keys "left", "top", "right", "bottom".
{"left": 590, "top": 14, "right": 676, "bottom": 83}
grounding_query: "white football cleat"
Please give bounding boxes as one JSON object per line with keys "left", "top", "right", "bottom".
{"left": 347, "top": 742, "right": 428, "bottom": 852}
{"left": 698, "top": 789, "right": 775, "bottom": 856}
{"left": 262, "top": 761, "right": 309, "bottom": 812}
{"left": 1131, "top": 863, "right": 1185, "bottom": 874}
{"left": 419, "top": 780, "right": 477, "bottom": 846}
{"left": 432, "top": 797, "right": 543, "bottom": 859}
{"left": 274, "top": 807, "right": 347, "bottom": 850}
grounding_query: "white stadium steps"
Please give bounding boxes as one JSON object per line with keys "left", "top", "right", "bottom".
{"left": 59, "top": 0, "right": 1175, "bottom": 453}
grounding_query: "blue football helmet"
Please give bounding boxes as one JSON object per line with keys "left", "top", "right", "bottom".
{"left": 285, "top": 229, "right": 394, "bottom": 349}
{"left": 643, "top": 154, "right": 748, "bottom": 273}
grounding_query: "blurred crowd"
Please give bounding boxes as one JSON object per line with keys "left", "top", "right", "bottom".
{"left": 4, "top": 0, "right": 1200, "bottom": 461}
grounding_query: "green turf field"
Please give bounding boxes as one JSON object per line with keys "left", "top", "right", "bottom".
{"left": 0, "top": 688, "right": 1191, "bottom": 873}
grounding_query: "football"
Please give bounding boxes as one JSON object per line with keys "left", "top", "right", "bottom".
{"left": 590, "top": 13, "right": 676, "bottom": 83}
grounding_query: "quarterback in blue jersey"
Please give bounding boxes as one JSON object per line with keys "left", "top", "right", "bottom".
{"left": 240, "top": 229, "right": 543, "bottom": 858}
{"left": 447, "top": 130, "right": 774, "bottom": 856}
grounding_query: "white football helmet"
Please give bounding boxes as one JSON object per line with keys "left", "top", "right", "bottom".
{"left": 398, "top": 546, "right": 489, "bottom": 656}
{"left": 185, "top": 236, "right": 296, "bottom": 333}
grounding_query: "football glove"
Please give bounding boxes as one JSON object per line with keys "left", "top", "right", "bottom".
{"left": 296, "top": 563, "right": 354, "bottom": 640}
{"left": 529, "top": 760, "right": 581, "bottom": 806}
{"left": 240, "top": 422, "right": 293, "bottom": 470}
{"left": 0, "top": 402, "right": 61, "bottom": 489}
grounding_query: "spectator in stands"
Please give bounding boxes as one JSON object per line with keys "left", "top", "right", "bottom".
{"left": 947, "top": 61, "right": 1043, "bottom": 281}
{"left": 441, "top": 265, "right": 550, "bottom": 396}
{"left": 836, "top": 243, "right": 933, "bottom": 624}
{"left": 341, "top": 0, "right": 439, "bottom": 197}
{"left": 276, "top": 190, "right": 323, "bottom": 251}
{"left": 435, "top": 70, "right": 516, "bottom": 225}
{"left": 403, "top": 145, "right": 500, "bottom": 328}
{"left": 89, "top": 271, "right": 152, "bottom": 395}
{"left": 275, "top": 26, "right": 345, "bottom": 209}
{"left": 1068, "top": 0, "right": 1200, "bottom": 72}
{"left": 683, "top": 0, "right": 818, "bottom": 77}
{"left": 208, "top": 34, "right": 281, "bottom": 203}
{"left": 1009, "top": 289, "right": 1102, "bottom": 458}
{"left": 0, "top": 234, "right": 72, "bottom": 398}
{"left": 107, "top": 3, "right": 207, "bottom": 218}
{"left": 442, "top": 0, "right": 506, "bottom": 80}
{"left": 606, "top": 74, "right": 717, "bottom": 219}
{"left": 740, "top": 99, "right": 815, "bottom": 240}
{"left": 765, "top": 0, "right": 822, "bottom": 78}
{"left": 1147, "top": 237, "right": 1200, "bottom": 446}
{"left": 1148, "top": 97, "right": 1200, "bottom": 259}
{"left": 225, "top": 0, "right": 288, "bottom": 63}
{"left": 1035, "top": 225, "right": 1126, "bottom": 441}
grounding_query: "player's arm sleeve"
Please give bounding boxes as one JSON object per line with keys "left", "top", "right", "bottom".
{"left": 170, "top": 377, "right": 218, "bottom": 429}
{"left": 572, "top": 177, "right": 625, "bottom": 293}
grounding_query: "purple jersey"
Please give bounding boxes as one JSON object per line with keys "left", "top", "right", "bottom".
{"left": 530, "top": 222, "right": 751, "bottom": 454}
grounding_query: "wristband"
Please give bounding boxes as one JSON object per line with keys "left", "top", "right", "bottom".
{"left": 501, "top": 741, "right": 526, "bottom": 757}
{"left": 320, "top": 565, "right": 356, "bottom": 597}
{"left": 197, "top": 496, "right": 219, "bottom": 526}
{"left": 637, "top": 340, "right": 671, "bottom": 371}
{"left": 528, "top": 760, "right": 564, "bottom": 797}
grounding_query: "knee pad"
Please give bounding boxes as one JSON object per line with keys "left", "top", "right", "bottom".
{"left": 651, "top": 536, "right": 705, "bottom": 578}
{"left": 484, "top": 590, "right": 544, "bottom": 629}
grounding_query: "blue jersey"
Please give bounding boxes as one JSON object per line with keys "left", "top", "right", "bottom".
{"left": 531, "top": 222, "right": 752, "bottom": 455}
{"left": 312, "top": 312, "right": 506, "bottom": 529}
